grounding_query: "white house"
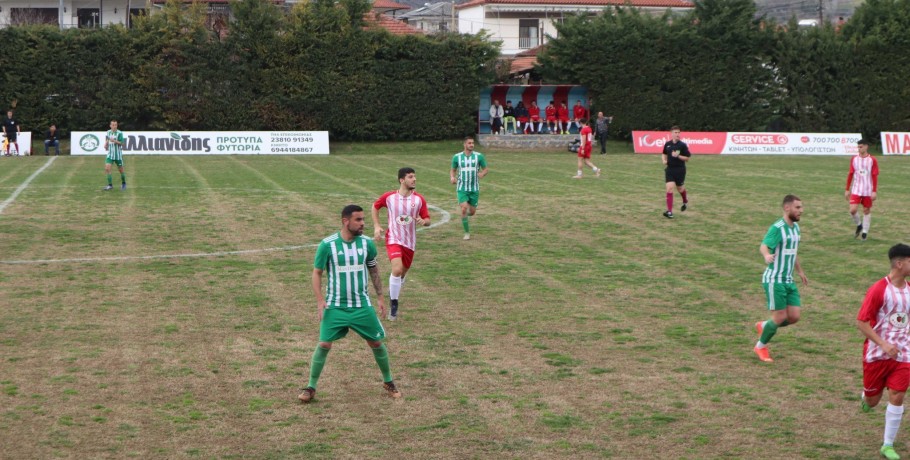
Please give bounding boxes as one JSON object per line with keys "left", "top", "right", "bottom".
{"left": 0, "top": 0, "right": 154, "bottom": 29}
{"left": 455, "top": 0, "right": 694, "bottom": 56}
{"left": 399, "top": 2, "right": 455, "bottom": 34}
{"left": 0, "top": 0, "right": 265, "bottom": 29}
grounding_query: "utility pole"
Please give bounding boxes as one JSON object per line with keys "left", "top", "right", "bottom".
{"left": 817, "top": 0, "right": 823, "bottom": 26}
{"left": 59, "top": 0, "right": 64, "bottom": 30}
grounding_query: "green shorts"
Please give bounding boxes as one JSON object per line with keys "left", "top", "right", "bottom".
{"left": 105, "top": 157, "right": 123, "bottom": 167}
{"left": 763, "top": 282, "right": 801, "bottom": 311}
{"left": 457, "top": 190, "right": 479, "bottom": 207}
{"left": 319, "top": 306, "right": 386, "bottom": 342}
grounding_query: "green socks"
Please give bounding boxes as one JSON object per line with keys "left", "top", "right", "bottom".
{"left": 120, "top": 173, "right": 126, "bottom": 184}
{"left": 308, "top": 344, "right": 392, "bottom": 389}
{"left": 107, "top": 174, "right": 113, "bottom": 186}
{"left": 462, "top": 217, "right": 470, "bottom": 233}
{"left": 759, "top": 320, "right": 779, "bottom": 345}
{"left": 307, "top": 345, "right": 330, "bottom": 389}
{"left": 371, "top": 344, "right": 393, "bottom": 383}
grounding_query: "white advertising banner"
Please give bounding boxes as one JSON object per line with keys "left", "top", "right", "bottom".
{"left": 881, "top": 132, "right": 910, "bottom": 155}
{"left": 2, "top": 132, "right": 32, "bottom": 155}
{"left": 720, "top": 132, "right": 861, "bottom": 155}
{"left": 633, "top": 131, "right": 861, "bottom": 155}
{"left": 70, "top": 131, "right": 330, "bottom": 155}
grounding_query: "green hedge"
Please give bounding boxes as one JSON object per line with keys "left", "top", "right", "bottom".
{"left": 0, "top": 0, "right": 498, "bottom": 141}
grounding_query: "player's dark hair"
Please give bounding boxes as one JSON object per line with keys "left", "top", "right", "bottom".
{"left": 858, "top": 138, "right": 871, "bottom": 146}
{"left": 782, "top": 194, "right": 801, "bottom": 206}
{"left": 506, "top": 100, "right": 511, "bottom": 104}
{"left": 671, "top": 125, "right": 681, "bottom": 131}
{"left": 341, "top": 204, "right": 362, "bottom": 218}
{"left": 464, "top": 136, "right": 474, "bottom": 143}
{"left": 889, "top": 244, "right": 910, "bottom": 263}
{"left": 580, "top": 119, "right": 588, "bottom": 125}
{"left": 398, "top": 167, "right": 415, "bottom": 180}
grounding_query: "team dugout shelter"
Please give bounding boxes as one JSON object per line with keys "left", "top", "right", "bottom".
{"left": 478, "top": 85, "right": 588, "bottom": 134}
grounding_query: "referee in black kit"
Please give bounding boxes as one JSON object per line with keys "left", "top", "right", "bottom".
{"left": 662, "top": 126, "right": 691, "bottom": 219}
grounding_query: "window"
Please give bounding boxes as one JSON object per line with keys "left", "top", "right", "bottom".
{"left": 10, "top": 8, "right": 58, "bottom": 26}
{"left": 128, "top": 8, "right": 147, "bottom": 29}
{"left": 77, "top": 8, "right": 101, "bottom": 28}
{"left": 519, "top": 19, "right": 539, "bottom": 49}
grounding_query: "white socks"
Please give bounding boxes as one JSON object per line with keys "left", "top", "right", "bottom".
{"left": 885, "top": 403, "right": 904, "bottom": 446}
{"left": 851, "top": 212, "right": 861, "bottom": 225}
{"left": 389, "top": 275, "right": 402, "bottom": 301}
{"left": 863, "top": 214, "right": 872, "bottom": 233}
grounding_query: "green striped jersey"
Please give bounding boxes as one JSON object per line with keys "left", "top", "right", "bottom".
{"left": 314, "top": 233, "right": 378, "bottom": 309}
{"left": 106, "top": 130, "right": 124, "bottom": 161}
{"left": 451, "top": 151, "right": 487, "bottom": 192}
{"left": 761, "top": 218, "right": 800, "bottom": 283}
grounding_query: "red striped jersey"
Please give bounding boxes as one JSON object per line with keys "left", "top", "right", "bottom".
{"left": 858, "top": 276, "right": 910, "bottom": 363}
{"left": 373, "top": 191, "right": 429, "bottom": 251}
{"left": 846, "top": 155, "right": 879, "bottom": 197}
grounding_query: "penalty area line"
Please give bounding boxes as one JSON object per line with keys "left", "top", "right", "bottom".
{"left": 0, "top": 156, "right": 58, "bottom": 216}
{"left": 0, "top": 204, "right": 452, "bottom": 265}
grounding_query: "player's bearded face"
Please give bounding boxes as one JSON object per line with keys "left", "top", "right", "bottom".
{"left": 346, "top": 212, "right": 365, "bottom": 236}
{"left": 787, "top": 202, "right": 803, "bottom": 221}
{"left": 404, "top": 174, "right": 416, "bottom": 190}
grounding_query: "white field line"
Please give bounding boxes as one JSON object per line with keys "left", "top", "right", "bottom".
{"left": 0, "top": 204, "right": 451, "bottom": 265}
{"left": 0, "top": 156, "right": 57, "bottom": 215}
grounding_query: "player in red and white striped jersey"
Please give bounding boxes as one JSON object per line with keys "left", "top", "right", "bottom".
{"left": 846, "top": 139, "right": 879, "bottom": 241}
{"left": 857, "top": 244, "right": 910, "bottom": 460}
{"left": 372, "top": 167, "right": 431, "bottom": 321}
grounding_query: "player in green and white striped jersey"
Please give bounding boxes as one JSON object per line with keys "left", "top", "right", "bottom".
{"left": 450, "top": 137, "right": 488, "bottom": 240}
{"left": 102, "top": 120, "right": 127, "bottom": 191}
{"left": 753, "top": 195, "right": 809, "bottom": 362}
{"left": 299, "top": 205, "right": 401, "bottom": 403}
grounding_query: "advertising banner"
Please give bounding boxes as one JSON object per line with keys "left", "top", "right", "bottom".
{"left": 70, "top": 131, "right": 330, "bottom": 155}
{"left": 2, "top": 132, "right": 32, "bottom": 155}
{"left": 632, "top": 131, "right": 726, "bottom": 154}
{"left": 881, "top": 132, "right": 910, "bottom": 155}
{"left": 633, "top": 131, "right": 861, "bottom": 155}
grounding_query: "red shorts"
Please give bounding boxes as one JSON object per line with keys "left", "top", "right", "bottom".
{"left": 849, "top": 194, "right": 873, "bottom": 208}
{"left": 577, "top": 144, "right": 592, "bottom": 159}
{"left": 863, "top": 359, "right": 910, "bottom": 397}
{"left": 386, "top": 244, "right": 414, "bottom": 269}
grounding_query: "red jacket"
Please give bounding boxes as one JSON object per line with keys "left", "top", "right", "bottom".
{"left": 545, "top": 105, "right": 557, "bottom": 120}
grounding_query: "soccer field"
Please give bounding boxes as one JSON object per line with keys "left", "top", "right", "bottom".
{"left": 0, "top": 144, "right": 907, "bottom": 458}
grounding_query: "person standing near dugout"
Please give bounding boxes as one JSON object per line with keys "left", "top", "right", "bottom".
{"left": 3, "top": 110, "right": 21, "bottom": 156}
{"left": 661, "top": 126, "right": 690, "bottom": 219}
